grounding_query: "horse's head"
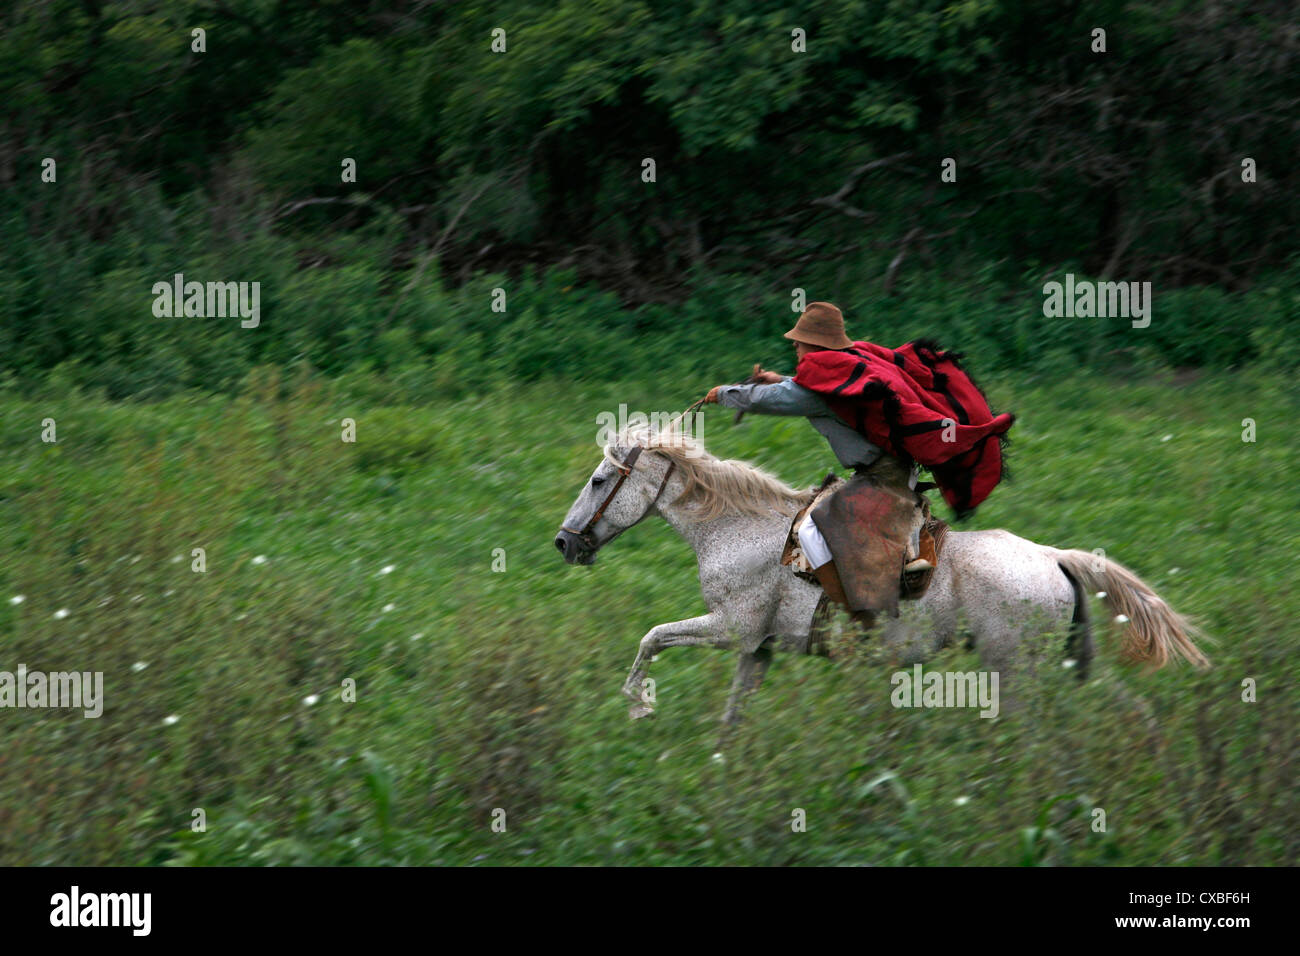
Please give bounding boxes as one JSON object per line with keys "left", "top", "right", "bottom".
{"left": 555, "top": 438, "right": 678, "bottom": 565}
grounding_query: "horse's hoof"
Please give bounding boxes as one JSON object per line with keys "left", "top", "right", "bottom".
{"left": 628, "top": 703, "right": 656, "bottom": 720}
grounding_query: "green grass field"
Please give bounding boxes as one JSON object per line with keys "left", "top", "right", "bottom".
{"left": 1, "top": 366, "right": 1295, "bottom": 865}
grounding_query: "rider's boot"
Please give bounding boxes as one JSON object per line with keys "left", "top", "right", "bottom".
{"left": 850, "top": 608, "right": 878, "bottom": 636}
{"left": 813, "top": 562, "right": 880, "bottom": 638}
{"left": 903, "top": 522, "right": 934, "bottom": 572}
{"left": 813, "top": 561, "right": 849, "bottom": 607}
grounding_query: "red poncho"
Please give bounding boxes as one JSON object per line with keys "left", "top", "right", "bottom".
{"left": 793, "top": 340, "right": 1014, "bottom": 518}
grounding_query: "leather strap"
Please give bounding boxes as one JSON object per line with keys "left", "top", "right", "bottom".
{"left": 562, "top": 446, "right": 675, "bottom": 543}
{"left": 587, "top": 445, "right": 642, "bottom": 529}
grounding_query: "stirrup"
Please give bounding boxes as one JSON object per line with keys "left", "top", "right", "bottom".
{"left": 903, "top": 558, "right": 934, "bottom": 573}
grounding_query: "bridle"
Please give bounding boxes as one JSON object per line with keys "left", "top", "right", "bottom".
{"left": 561, "top": 445, "right": 677, "bottom": 548}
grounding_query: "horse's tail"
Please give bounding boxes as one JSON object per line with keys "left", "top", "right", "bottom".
{"left": 1051, "top": 548, "right": 1210, "bottom": 670}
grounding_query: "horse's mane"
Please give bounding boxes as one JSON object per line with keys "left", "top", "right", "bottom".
{"left": 607, "top": 425, "right": 815, "bottom": 522}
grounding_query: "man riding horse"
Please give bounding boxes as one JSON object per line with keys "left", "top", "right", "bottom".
{"left": 704, "top": 301, "right": 1015, "bottom": 635}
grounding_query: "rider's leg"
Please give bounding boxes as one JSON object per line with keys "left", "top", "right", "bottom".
{"left": 797, "top": 515, "right": 833, "bottom": 568}
{"left": 904, "top": 531, "right": 933, "bottom": 572}
{"left": 800, "top": 518, "right": 877, "bottom": 633}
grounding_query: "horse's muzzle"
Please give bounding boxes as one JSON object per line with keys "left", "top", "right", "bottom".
{"left": 555, "top": 530, "right": 597, "bottom": 565}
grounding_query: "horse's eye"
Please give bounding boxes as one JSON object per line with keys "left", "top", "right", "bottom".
{"left": 591, "top": 475, "right": 605, "bottom": 487}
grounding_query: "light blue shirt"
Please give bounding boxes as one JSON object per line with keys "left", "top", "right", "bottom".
{"left": 717, "top": 376, "right": 884, "bottom": 470}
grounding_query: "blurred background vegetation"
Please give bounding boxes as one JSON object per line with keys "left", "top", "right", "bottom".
{"left": 2, "top": 0, "right": 1298, "bottom": 398}
{"left": 0, "top": 1, "right": 1297, "bottom": 866}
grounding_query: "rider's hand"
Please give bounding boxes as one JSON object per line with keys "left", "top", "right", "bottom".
{"left": 754, "top": 370, "right": 784, "bottom": 384}
{"left": 705, "top": 386, "right": 723, "bottom": 403}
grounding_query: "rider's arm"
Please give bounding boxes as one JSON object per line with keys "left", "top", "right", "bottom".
{"left": 714, "top": 376, "right": 833, "bottom": 417}
{"left": 716, "top": 376, "right": 903, "bottom": 475}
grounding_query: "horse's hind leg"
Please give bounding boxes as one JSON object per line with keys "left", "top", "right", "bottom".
{"left": 1058, "top": 562, "right": 1093, "bottom": 680}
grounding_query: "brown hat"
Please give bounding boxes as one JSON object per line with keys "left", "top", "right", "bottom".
{"left": 783, "top": 301, "right": 853, "bottom": 350}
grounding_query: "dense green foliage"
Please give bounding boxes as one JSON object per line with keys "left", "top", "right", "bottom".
{"left": 3, "top": 1, "right": 1298, "bottom": 396}
{"left": 0, "top": 370, "right": 1294, "bottom": 865}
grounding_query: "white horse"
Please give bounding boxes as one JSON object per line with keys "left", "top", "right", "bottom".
{"left": 555, "top": 427, "right": 1209, "bottom": 729}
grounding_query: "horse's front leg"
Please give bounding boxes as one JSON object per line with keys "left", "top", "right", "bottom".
{"left": 621, "top": 614, "right": 730, "bottom": 719}
{"left": 720, "top": 640, "right": 774, "bottom": 727}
